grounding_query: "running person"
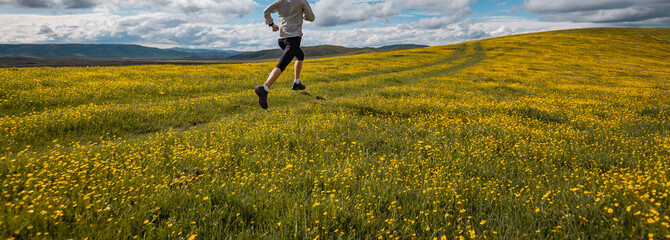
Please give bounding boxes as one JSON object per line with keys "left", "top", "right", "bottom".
{"left": 254, "top": 0, "right": 315, "bottom": 109}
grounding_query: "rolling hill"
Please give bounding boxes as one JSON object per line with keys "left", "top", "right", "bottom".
{"left": 168, "top": 47, "right": 242, "bottom": 58}
{"left": 0, "top": 43, "right": 428, "bottom": 63}
{"left": 0, "top": 44, "right": 199, "bottom": 59}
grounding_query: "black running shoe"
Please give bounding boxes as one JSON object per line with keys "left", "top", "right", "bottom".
{"left": 291, "top": 82, "right": 306, "bottom": 90}
{"left": 254, "top": 86, "right": 268, "bottom": 109}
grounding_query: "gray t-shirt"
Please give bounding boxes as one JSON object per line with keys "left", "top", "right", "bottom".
{"left": 264, "top": 0, "right": 315, "bottom": 39}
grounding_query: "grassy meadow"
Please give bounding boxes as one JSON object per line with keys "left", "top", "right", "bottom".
{"left": 1, "top": 28, "right": 669, "bottom": 239}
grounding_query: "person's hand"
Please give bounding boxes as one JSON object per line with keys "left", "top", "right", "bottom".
{"left": 272, "top": 24, "right": 279, "bottom": 32}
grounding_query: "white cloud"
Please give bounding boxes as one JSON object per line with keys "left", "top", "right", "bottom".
{"left": 0, "top": 8, "right": 604, "bottom": 51}
{"left": 303, "top": 23, "right": 481, "bottom": 48}
{"left": 0, "top": 0, "right": 97, "bottom": 8}
{"left": 524, "top": 0, "right": 670, "bottom": 25}
{"left": 0, "top": 0, "right": 263, "bottom": 50}
{"left": 412, "top": 15, "right": 466, "bottom": 29}
{"left": 0, "top": 11, "right": 272, "bottom": 50}
{"left": 313, "top": 0, "right": 475, "bottom": 27}
{"left": 489, "top": 25, "right": 512, "bottom": 37}
{"left": 0, "top": 0, "right": 656, "bottom": 51}
{"left": 525, "top": 0, "right": 633, "bottom": 13}
{"left": 472, "top": 16, "right": 598, "bottom": 35}
{"left": 160, "top": 0, "right": 257, "bottom": 18}
{"left": 302, "top": 16, "right": 597, "bottom": 48}
{"left": 0, "top": 0, "right": 257, "bottom": 18}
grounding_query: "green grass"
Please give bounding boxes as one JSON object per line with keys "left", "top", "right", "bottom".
{"left": 1, "top": 28, "right": 669, "bottom": 239}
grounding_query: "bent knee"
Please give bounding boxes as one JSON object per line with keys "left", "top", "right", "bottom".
{"left": 296, "top": 52, "right": 305, "bottom": 61}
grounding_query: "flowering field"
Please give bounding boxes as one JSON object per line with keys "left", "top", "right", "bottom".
{"left": 1, "top": 28, "right": 669, "bottom": 239}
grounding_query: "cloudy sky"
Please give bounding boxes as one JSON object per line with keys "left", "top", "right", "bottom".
{"left": 0, "top": 0, "right": 668, "bottom": 51}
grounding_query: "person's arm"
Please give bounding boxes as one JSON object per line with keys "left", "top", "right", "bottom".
{"left": 264, "top": 1, "right": 279, "bottom": 27}
{"left": 302, "top": 0, "right": 315, "bottom": 22}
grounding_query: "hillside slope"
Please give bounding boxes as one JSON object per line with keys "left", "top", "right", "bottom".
{"left": 0, "top": 44, "right": 198, "bottom": 59}
{"left": 0, "top": 44, "right": 427, "bottom": 65}
{"left": 0, "top": 28, "right": 668, "bottom": 239}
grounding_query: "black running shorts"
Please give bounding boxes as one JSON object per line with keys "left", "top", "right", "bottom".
{"left": 276, "top": 36, "right": 304, "bottom": 72}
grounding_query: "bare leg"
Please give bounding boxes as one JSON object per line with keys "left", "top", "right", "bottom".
{"left": 294, "top": 60, "right": 303, "bottom": 80}
{"left": 263, "top": 67, "right": 283, "bottom": 88}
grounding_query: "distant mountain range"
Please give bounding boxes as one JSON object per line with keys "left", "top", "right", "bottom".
{"left": 167, "top": 47, "right": 243, "bottom": 58}
{"left": 0, "top": 44, "right": 428, "bottom": 61}
{"left": 0, "top": 44, "right": 241, "bottom": 60}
